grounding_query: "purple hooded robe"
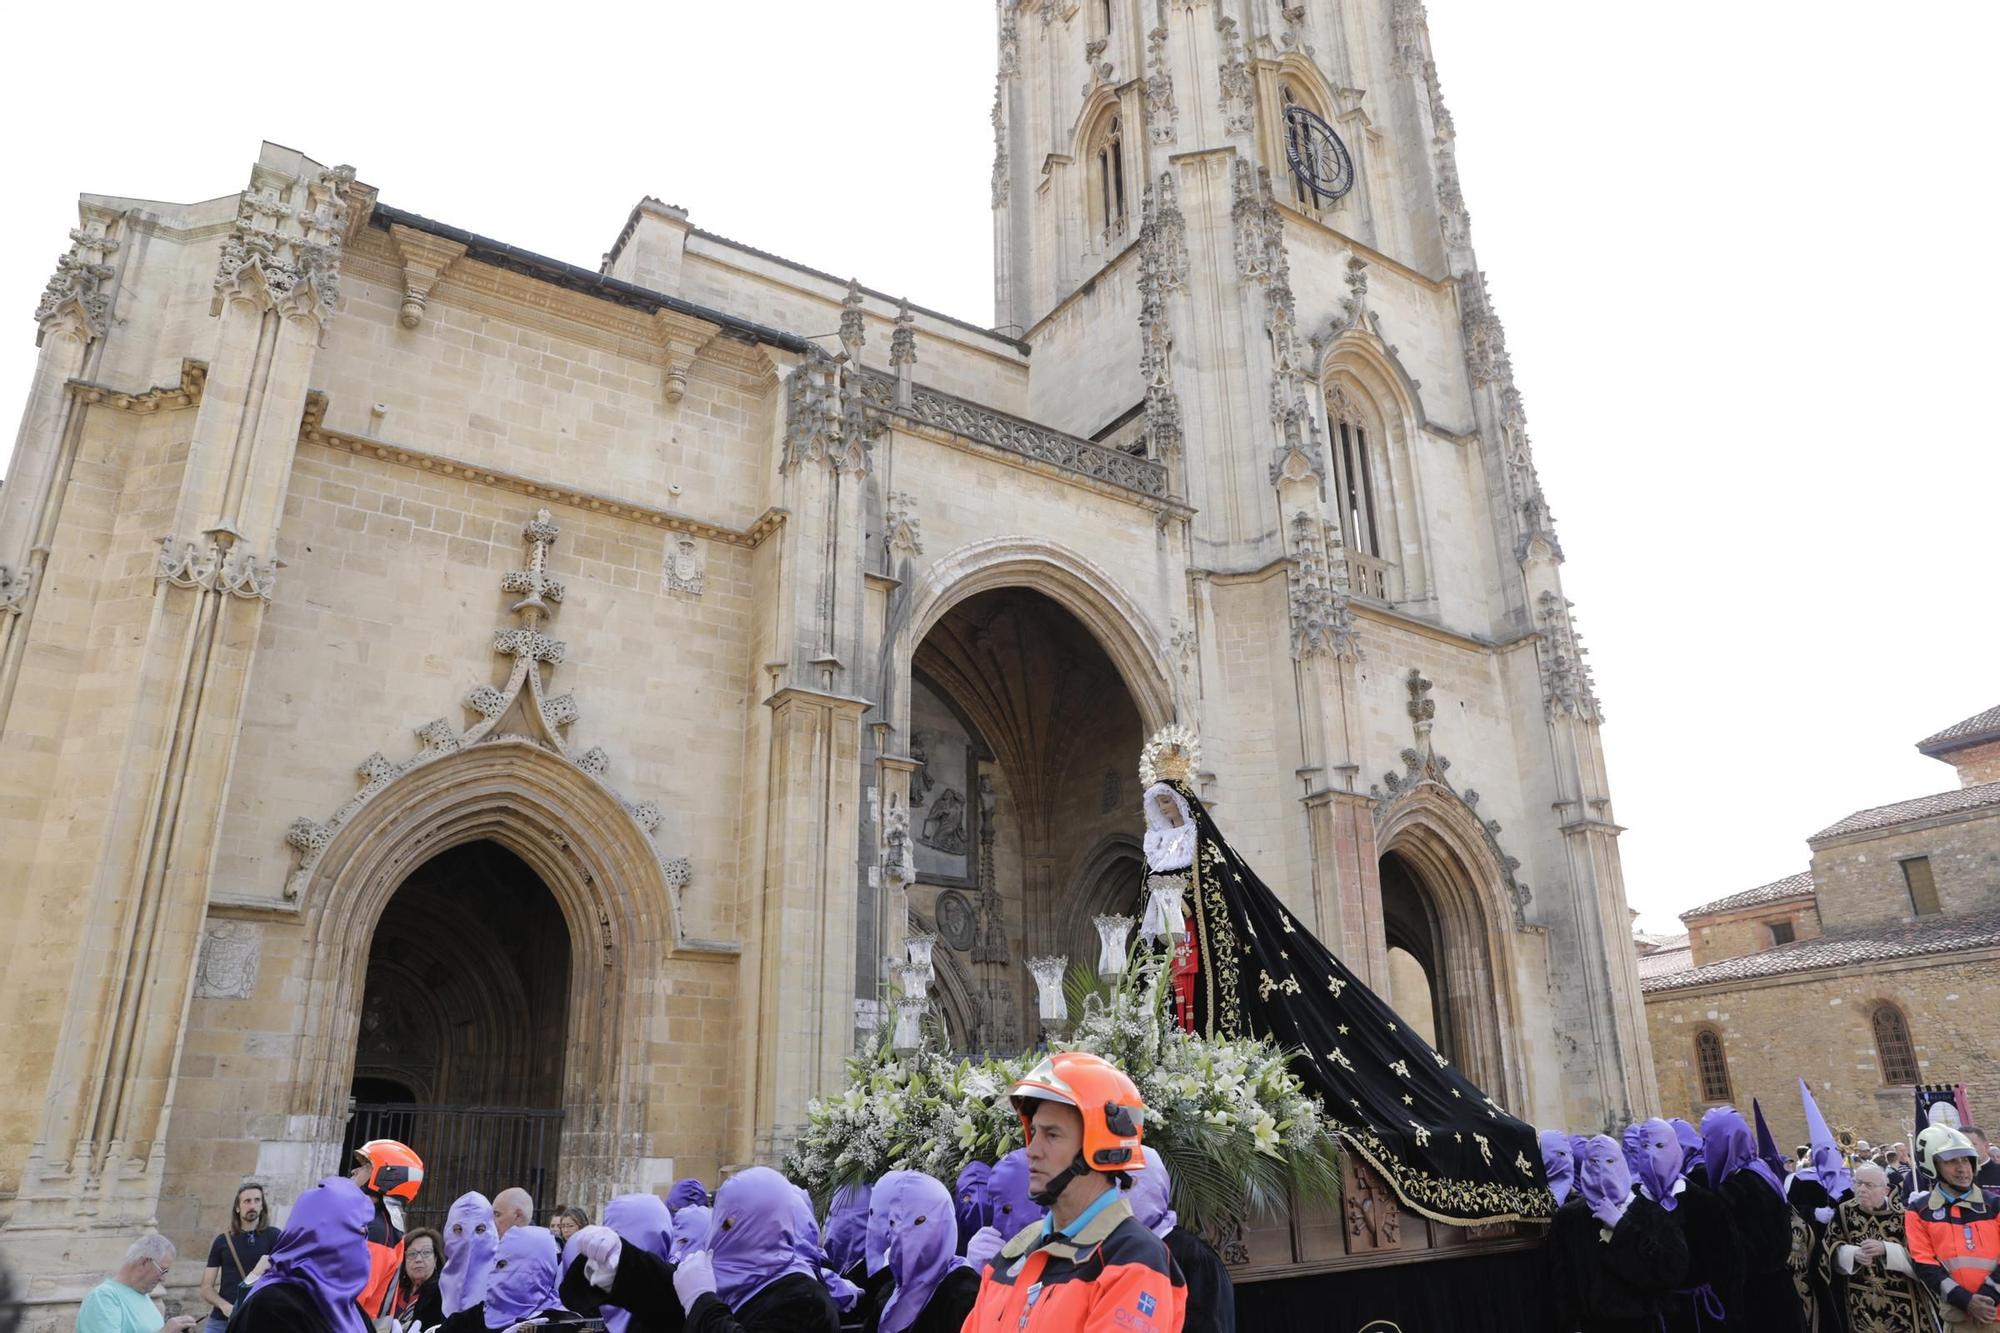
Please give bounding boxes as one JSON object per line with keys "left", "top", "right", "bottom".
{"left": 481, "top": 1225, "right": 562, "bottom": 1329}
{"left": 984, "top": 1149, "right": 1047, "bottom": 1239}
{"left": 875, "top": 1172, "right": 971, "bottom": 1333}
{"left": 1539, "top": 1129, "right": 1577, "bottom": 1206}
{"left": 252, "top": 1176, "right": 373, "bottom": 1333}
{"left": 1126, "top": 1147, "right": 1179, "bottom": 1238}
{"left": 707, "top": 1167, "right": 820, "bottom": 1310}
{"left": 1700, "top": 1105, "right": 1788, "bottom": 1199}
{"left": 952, "top": 1163, "right": 991, "bottom": 1251}
{"left": 439, "top": 1191, "right": 498, "bottom": 1316}
{"left": 597, "top": 1194, "right": 673, "bottom": 1333}
{"left": 1622, "top": 1118, "right": 1685, "bottom": 1212}
{"left": 665, "top": 1178, "right": 711, "bottom": 1213}
{"left": 822, "top": 1183, "right": 870, "bottom": 1273}
{"left": 1577, "top": 1134, "right": 1636, "bottom": 1231}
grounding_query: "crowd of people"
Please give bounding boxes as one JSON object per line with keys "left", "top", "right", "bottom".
{"left": 77, "top": 1051, "right": 1219, "bottom": 1333}
{"left": 1540, "top": 1095, "right": 2000, "bottom": 1331}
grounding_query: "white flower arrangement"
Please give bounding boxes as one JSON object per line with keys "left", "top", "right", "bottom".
{"left": 785, "top": 955, "right": 1342, "bottom": 1230}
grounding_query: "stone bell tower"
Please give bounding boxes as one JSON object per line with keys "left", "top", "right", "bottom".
{"left": 993, "top": 0, "right": 1658, "bottom": 1127}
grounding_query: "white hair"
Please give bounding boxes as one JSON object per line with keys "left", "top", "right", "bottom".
{"left": 1853, "top": 1162, "right": 1889, "bottom": 1184}
{"left": 123, "top": 1234, "right": 176, "bottom": 1266}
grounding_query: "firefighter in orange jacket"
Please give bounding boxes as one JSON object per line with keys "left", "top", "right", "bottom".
{"left": 348, "top": 1138, "right": 425, "bottom": 1324}
{"left": 965, "top": 1051, "right": 1186, "bottom": 1332}
{"left": 1906, "top": 1124, "right": 2000, "bottom": 1324}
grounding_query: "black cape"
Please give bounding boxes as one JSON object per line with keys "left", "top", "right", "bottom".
{"left": 1162, "top": 780, "right": 1553, "bottom": 1223}
{"left": 862, "top": 1266, "right": 978, "bottom": 1333}
{"left": 1658, "top": 1180, "right": 1744, "bottom": 1333}
{"left": 561, "top": 1242, "right": 684, "bottom": 1333}
{"left": 1715, "top": 1170, "right": 1807, "bottom": 1333}
{"left": 1166, "top": 1226, "right": 1236, "bottom": 1333}
{"left": 563, "top": 1242, "right": 838, "bottom": 1333}
{"left": 1547, "top": 1196, "right": 1689, "bottom": 1333}
{"left": 223, "top": 1281, "right": 340, "bottom": 1333}
{"left": 437, "top": 1302, "right": 571, "bottom": 1333}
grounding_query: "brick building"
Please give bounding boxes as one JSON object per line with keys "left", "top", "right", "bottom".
{"left": 1641, "top": 705, "right": 2000, "bottom": 1146}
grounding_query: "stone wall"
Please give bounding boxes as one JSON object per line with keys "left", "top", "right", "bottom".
{"left": 1812, "top": 813, "right": 2000, "bottom": 929}
{"left": 1645, "top": 951, "right": 2000, "bottom": 1149}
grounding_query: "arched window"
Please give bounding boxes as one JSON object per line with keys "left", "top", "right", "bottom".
{"left": 1092, "top": 113, "right": 1128, "bottom": 250}
{"left": 1323, "top": 384, "right": 1395, "bottom": 601}
{"left": 1873, "top": 1005, "right": 1920, "bottom": 1084}
{"left": 1694, "top": 1028, "right": 1732, "bottom": 1103}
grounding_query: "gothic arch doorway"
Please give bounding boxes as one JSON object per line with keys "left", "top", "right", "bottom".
{"left": 344, "top": 840, "right": 570, "bottom": 1232}
{"left": 907, "top": 587, "right": 1146, "bottom": 1050}
{"left": 1379, "top": 852, "right": 1448, "bottom": 1059}
{"left": 1373, "top": 818, "right": 1527, "bottom": 1108}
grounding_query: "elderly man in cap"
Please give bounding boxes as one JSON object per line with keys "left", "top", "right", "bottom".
{"left": 77, "top": 1235, "right": 200, "bottom": 1333}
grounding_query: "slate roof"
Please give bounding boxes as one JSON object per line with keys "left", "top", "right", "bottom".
{"left": 1809, "top": 782, "right": 2000, "bottom": 842}
{"left": 1919, "top": 704, "right": 2000, "bottom": 755}
{"left": 1679, "top": 871, "right": 1816, "bottom": 922}
{"left": 1642, "top": 907, "right": 2000, "bottom": 994}
{"left": 1636, "top": 944, "right": 1694, "bottom": 980}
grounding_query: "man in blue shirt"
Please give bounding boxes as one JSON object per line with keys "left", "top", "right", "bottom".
{"left": 76, "top": 1235, "right": 198, "bottom": 1333}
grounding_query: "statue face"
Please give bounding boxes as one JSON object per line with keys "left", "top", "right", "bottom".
{"left": 1154, "top": 792, "right": 1185, "bottom": 827}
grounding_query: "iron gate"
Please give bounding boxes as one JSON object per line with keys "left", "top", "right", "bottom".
{"left": 344, "top": 1103, "right": 564, "bottom": 1235}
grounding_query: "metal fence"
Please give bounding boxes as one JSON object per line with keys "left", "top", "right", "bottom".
{"left": 344, "top": 1103, "right": 564, "bottom": 1235}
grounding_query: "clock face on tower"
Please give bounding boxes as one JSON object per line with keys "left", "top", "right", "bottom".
{"left": 1283, "top": 105, "right": 1356, "bottom": 203}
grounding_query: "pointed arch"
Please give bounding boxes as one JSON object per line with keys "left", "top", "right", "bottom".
{"left": 1375, "top": 785, "right": 1531, "bottom": 1110}
{"left": 1320, "top": 330, "right": 1434, "bottom": 604}
{"left": 893, "top": 537, "right": 1181, "bottom": 741}
{"left": 1073, "top": 89, "right": 1131, "bottom": 252}
{"left": 281, "top": 738, "right": 707, "bottom": 1209}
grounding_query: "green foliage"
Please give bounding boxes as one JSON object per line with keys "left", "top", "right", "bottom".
{"left": 783, "top": 949, "right": 1342, "bottom": 1233}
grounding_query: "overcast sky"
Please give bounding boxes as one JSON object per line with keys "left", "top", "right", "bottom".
{"left": 2, "top": 2, "right": 1993, "bottom": 932}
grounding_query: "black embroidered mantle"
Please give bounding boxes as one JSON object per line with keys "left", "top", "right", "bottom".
{"left": 1163, "top": 781, "right": 1554, "bottom": 1224}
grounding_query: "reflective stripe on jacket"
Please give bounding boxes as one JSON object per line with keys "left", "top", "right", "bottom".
{"left": 965, "top": 1193, "right": 1186, "bottom": 1333}
{"left": 1906, "top": 1185, "right": 2000, "bottom": 1316}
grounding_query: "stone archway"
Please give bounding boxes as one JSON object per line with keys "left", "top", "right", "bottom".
{"left": 1375, "top": 792, "right": 1530, "bottom": 1111}
{"left": 894, "top": 537, "right": 1182, "bottom": 739}
{"left": 342, "top": 840, "right": 571, "bottom": 1231}
{"left": 901, "top": 585, "right": 1151, "bottom": 1050}
{"left": 270, "top": 738, "right": 685, "bottom": 1214}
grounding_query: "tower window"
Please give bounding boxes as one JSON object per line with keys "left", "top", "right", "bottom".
{"left": 1873, "top": 1005, "right": 1919, "bottom": 1084}
{"left": 1694, "top": 1029, "right": 1732, "bottom": 1103}
{"left": 1901, "top": 856, "right": 1941, "bottom": 916}
{"left": 1094, "top": 114, "right": 1127, "bottom": 248}
{"left": 1335, "top": 419, "right": 1381, "bottom": 559}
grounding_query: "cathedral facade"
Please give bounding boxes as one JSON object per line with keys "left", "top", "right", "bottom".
{"left": 0, "top": 0, "right": 1653, "bottom": 1318}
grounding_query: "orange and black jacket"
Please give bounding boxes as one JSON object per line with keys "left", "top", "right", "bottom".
{"left": 358, "top": 1199, "right": 405, "bottom": 1320}
{"left": 965, "top": 1193, "right": 1186, "bottom": 1333}
{"left": 1906, "top": 1183, "right": 2000, "bottom": 1315}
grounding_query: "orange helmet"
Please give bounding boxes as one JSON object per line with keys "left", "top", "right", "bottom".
{"left": 1010, "top": 1051, "right": 1147, "bottom": 1176}
{"left": 353, "top": 1139, "right": 425, "bottom": 1202}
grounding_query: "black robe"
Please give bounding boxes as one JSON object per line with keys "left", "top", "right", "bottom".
{"left": 1716, "top": 1171, "right": 1807, "bottom": 1333}
{"left": 837, "top": 1260, "right": 895, "bottom": 1333}
{"left": 1788, "top": 1175, "right": 1847, "bottom": 1333}
{"left": 223, "top": 1281, "right": 340, "bottom": 1333}
{"left": 564, "top": 1242, "right": 839, "bottom": 1333}
{"left": 1660, "top": 1181, "right": 1744, "bottom": 1333}
{"left": 561, "top": 1243, "right": 685, "bottom": 1333}
{"left": 436, "top": 1302, "right": 570, "bottom": 1333}
{"left": 1547, "top": 1196, "right": 1689, "bottom": 1333}
{"left": 1166, "top": 1226, "right": 1236, "bottom": 1333}
{"left": 863, "top": 1266, "right": 979, "bottom": 1333}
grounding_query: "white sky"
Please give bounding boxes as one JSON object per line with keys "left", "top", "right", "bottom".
{"left": 2, "top": 2, "right": 1994, "bottom": 933}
